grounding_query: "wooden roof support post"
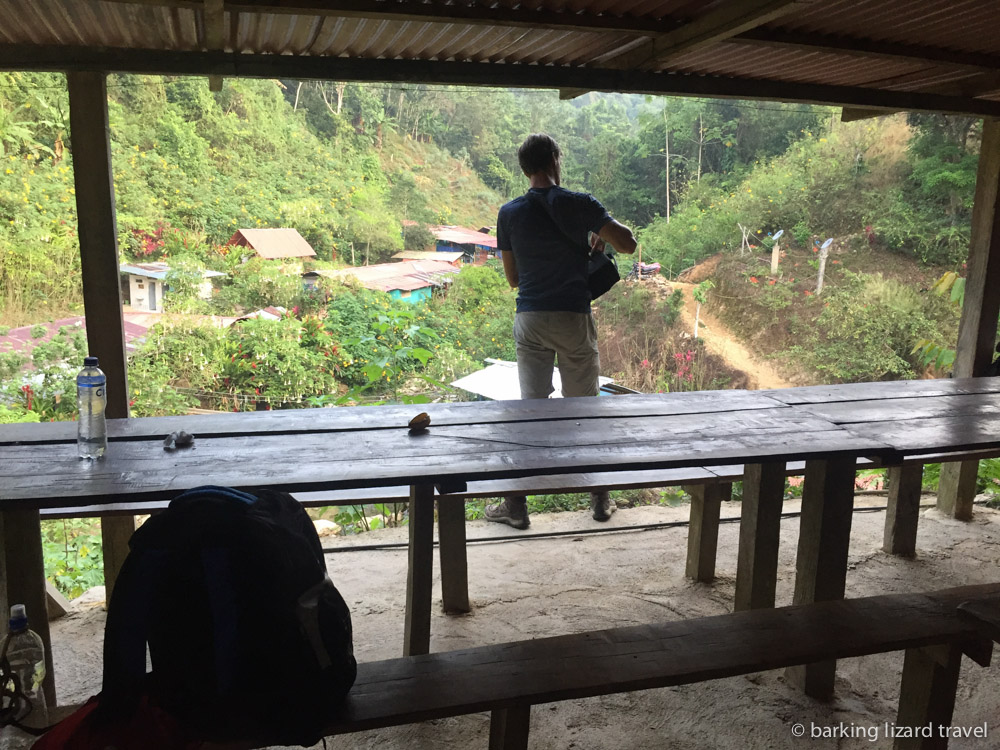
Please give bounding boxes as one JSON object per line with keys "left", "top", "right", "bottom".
{"left": 937, "top": 117, "right": 1000, "bottom": 520}
{"left": 67, "top": 71, "right": 136, "bottom": 601}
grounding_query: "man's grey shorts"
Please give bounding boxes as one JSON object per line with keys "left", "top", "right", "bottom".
{"left": 514, "top": 311, "right": 600, "bottom": 399}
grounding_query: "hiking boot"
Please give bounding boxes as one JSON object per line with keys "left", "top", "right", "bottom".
{"left": 591, "top": 491, "right": 616, "bottom": 522}
{"left": 484, "top": 496, "right": 530, "bottom": 530}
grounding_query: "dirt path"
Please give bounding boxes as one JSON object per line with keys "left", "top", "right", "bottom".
{"left": 670, "top": 280, "right": 794, "bottom": 390}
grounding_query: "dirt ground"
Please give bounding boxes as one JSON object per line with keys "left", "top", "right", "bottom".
{"left": 50, "top": 496, "right": 1000, "bottom": 749}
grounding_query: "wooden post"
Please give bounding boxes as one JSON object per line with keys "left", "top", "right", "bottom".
{"left": 2, "top": 510, "right": 56, "bottom": 707}
{"left": 685, "top": 483, "right": 730, "bottom": 582}
{"left": 67, "top": 72, "right": 136, "bottom": 601}
{"left": 884, "top": 465, "right": 923, "bottom": 556}
{"left": 734, "top": 462, "right": 785, "bottom": 611}
{"left": 437, "top": 495, "right": 470, "bottom": 614}
{"left": 938, "top": 118, "right": 1000, "bottom": 520}
{"left": 893, "top": 644, "right": 963, "bottom": 750}
{"left": 489, "top": 706, "right": 531, "bottom": 750}
{"left": 404, "top": 483, "right": 435, "bottom": 656}
{"left": 770, "top": 241, "right": 780, "bottom": 275}
{"left": 786, "top": 456, "right": 856, "bottom": 700}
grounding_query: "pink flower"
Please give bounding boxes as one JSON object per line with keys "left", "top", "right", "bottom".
{"left": 641, "top": 359, "right": 651, "bottom": 368}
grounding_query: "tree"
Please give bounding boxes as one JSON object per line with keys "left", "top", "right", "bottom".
{"left": 692, "top": 281, "right": 714, "bottom": 339}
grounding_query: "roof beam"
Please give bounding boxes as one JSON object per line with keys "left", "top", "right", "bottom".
{"left": 598, "top": 0, "right": 806, "bottom": 71}
{"left": 736, "top": 27, "right": 1000, "bottom": 75}
{"left": 5, "top": 45, "right": 1000, "bottom": 118}
{"left": 204, "top": 0, "right": 225, "bottom": 91}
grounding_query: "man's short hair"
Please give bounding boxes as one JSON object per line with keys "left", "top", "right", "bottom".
{"left": 518, "top": 134, "right": 560, "bottom": 176}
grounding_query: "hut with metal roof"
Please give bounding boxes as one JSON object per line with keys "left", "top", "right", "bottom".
{"left": 226, "top": 228, "right": 316, "bottom": 261}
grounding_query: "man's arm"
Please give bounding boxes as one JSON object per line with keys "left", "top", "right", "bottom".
{"left": 501, "top": 250, "right": 519, "bottom": 288}
{"left": 598, "top": 219, "right": 637, "bottom": 254}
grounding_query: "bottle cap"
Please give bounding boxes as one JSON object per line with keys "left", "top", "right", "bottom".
{"left": 84, "top": 356, "right": 99, "bottom": 367}
{"left": 9, "top": 603, "right": 27, "bottom": 632}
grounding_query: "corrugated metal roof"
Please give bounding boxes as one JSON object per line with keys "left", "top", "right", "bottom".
{"left": 431, "top": 226, "right": 498, "bottom": 249}
{"left": 120, "top": 262, "right": 225, "bottom": 279}
{"left": 1, "top": 1, "right": 999, "bottom": 114}
{"left": 392, "top": 250, "right": 465, "bottom": 263}
{"left": 228, "top": 228, "right": 316, "bottom": 259}
{"left": 451, "top": 358, "right": 613, "bottom": 400}
{"left": 329, "top": 259, "right": 460, "bottom": 293}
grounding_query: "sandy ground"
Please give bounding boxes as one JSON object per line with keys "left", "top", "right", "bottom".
{"left": 49, "top": 496, "right": 1000, "bottom": 749}
{"left": 670, "top": 280, "right": 795, "bottom": 390}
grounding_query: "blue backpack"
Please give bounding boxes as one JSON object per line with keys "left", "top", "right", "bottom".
{"left": 100, "top": 486, "right": 357, "bottom": 746}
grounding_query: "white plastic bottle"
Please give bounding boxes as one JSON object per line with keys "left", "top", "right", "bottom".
{"left": 0, "top": 604, "right": 49, "bottom": 745}
{"left": 77, "top": 355, "right": 107, "bottom": 459}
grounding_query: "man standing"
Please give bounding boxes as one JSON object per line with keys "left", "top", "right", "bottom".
{"left": 485, "top": 133, "right": 637, "bottom": 530}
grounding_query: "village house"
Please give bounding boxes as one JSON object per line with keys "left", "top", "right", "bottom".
{"left": 119, "top": 261, "right": 225, "bottom": 313}
{"left": 226, "top": 227, "right": 317, "bottom": 265}
{"left": 315, "top": 259, "right": 460, "bottom": 303}
{"left": 391, "top": 249, "right": 464, "bottom": 267}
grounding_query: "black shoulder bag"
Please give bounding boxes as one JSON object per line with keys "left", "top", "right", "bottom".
{"left": 528, "top": 192, "right": 620, "bottom": 300}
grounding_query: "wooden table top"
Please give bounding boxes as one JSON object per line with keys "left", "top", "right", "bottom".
{"left": 3, "top": 378, "right": 1000, "bottom": 510}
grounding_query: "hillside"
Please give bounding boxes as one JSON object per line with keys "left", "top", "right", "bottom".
{"left": 0, "top": 73, "right": 503, "bottom": 326}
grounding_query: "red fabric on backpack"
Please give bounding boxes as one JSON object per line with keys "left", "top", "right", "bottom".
{"left": 33, "top": 695, "right": 199, "bottom": 750}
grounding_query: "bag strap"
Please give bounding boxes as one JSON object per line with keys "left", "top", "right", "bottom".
{"left": 526, "top": 191, "right": 592, "bottom": 258}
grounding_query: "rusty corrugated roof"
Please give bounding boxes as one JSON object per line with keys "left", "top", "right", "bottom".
{"left": 1, "top": 1, "right": 999, "bottom": 115}
{"left": 228, "top": 228, "right": 316, "bottom": 259}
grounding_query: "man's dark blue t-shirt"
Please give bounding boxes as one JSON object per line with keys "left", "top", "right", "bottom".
{"left": 497, "top": 186, "right": 612, "bottom": 314}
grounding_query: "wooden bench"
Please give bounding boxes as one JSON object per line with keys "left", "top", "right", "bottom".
{"left": 213, "top": 584, "right": 999, "bottom": 750}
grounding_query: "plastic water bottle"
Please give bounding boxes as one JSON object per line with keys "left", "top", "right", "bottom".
{"left": 0, "top": 605, "right": 48, "bottom": 741}
{"left": 77, "top": 356, "right": 107, "bottom": 459}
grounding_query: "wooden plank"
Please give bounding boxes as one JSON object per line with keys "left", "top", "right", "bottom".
{"left": 799, "top": 392, "right": 1000, "bottom": 424}
{"left": 766, "top": 377, "right": 1000, "bottom": 405}
{"left": 884, "top": 465, "right": 923, "bottom": 557}
{"left": 488, "top": 706, "right": 530, "bottom": 750}
{"left": 6, "top": 45, "right": 1000, "bottom": 119}
{"left": 45, "top": 580, "right": 70, "bottom": 621}
{"left": 0, "top": 390, "right": 787, "bottom": 446}
{"left": 685, "top": 483, "right": 729, "bottom": 582}
{"left": 786, "top": 456, "right": 856, "bottom": 700}
{"left": 893, "top": 645, "right": 962, "bottom": 750}
{"left": 319, "top": 585, "right": 999, "bottom": 733}
{"left": 1, "top": 509, "right": 56, "bottom": 707}
{"left": 66, "top": 72, "right": 129, "bottom": 421}
{"left": 0, "top": 421, "right": 892, "bottom": 510}
{"left": 67, "top": 71, "right": 136, "bottom": 599}
{"left": 403, "top": 483, "right": 434, "bottom": 657}
{"left": 938, "top": 120, "right": 1000, "bottom": 520}
{"left": 843, "top": 413, "right": 1000, "bottom": 456}
{"left": 101, "top": 515, "right": 135, "bottom": 603}
{"left": 437, "top": 496, "right": 470, "bottom": 615}
{"left": 734, "top": 462, "right": 785, "bottom": 611}
{"left": 958, "top": 596, "right": 1000, "bottom": 643}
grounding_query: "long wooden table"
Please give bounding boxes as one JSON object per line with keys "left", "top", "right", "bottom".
{"left": 4, "top": 377, "right": 1000, "bottom": 705}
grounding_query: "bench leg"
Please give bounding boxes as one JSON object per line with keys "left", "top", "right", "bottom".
{"left": 786, "top": 456, "right": 856, "bottom": 700}
{"left": 893, "top": 644, "right": 962, "bottom": 750}
{"left": 937, "top": 460, "right": 977, "bottom": 521}
{"left": 438, "top": 496, "right": 470, "bottom": 614}
{"left": 489, "top": 705, "right": 531, "bottom": 750}
{"left": 404, "top": 483, "right": 435, "bottom": 657}
{"left": 884, "top": 465, "right": 922, "bottom": 557}
{"left": 1, "top": 509, "right": 57, "bottom": 707}
{"left": 102, "top": 515, "right": 136, "bottom": 603}
{"left": 685, "top": 483, "right": 730, "bottom": 582}
{"left": 735, "top": 463, "right": 785, "bottom": 611}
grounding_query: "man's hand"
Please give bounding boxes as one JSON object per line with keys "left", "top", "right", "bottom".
{"left": 598, "top": 219, "right": 637, "bottom": 254}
